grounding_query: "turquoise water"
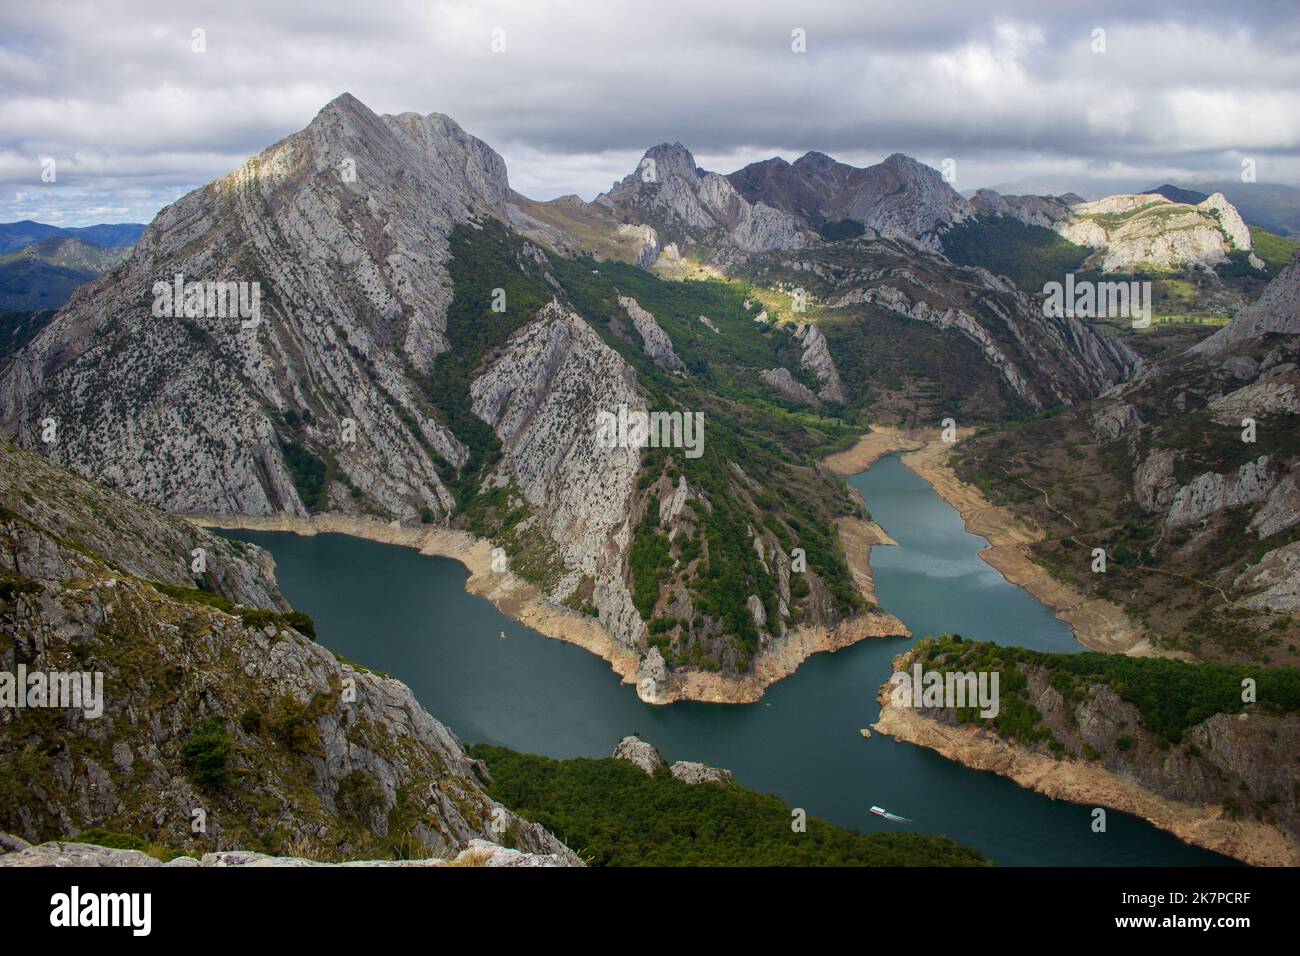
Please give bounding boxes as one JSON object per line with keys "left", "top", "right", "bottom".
{"left": 225, "top": 454, "right": 1234, "bottom": 866}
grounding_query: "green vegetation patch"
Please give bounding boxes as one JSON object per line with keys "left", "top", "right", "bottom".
{"left": 910, "top": 636, "right": 1300, "bottom": 745}
{"left": 941, "top": 216, "right": 1090, "bottom": 293}
{"left": 470, "top": 744, "right": 989, "bottom": 866}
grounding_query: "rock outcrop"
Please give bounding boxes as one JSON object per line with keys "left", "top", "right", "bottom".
{"left": 0, "top": 442, "right": 576, "bottom": 864}
{"left": 1166, "top": 455, "right": 1277, "bottom": 527}
{"left": 760, "top": 367, "right": 818, "bottom": 406}
{"left": 470, "top": 302, "right": 646, "bottom": 648}
{"left": 1055, "top": 193, "right": 1252, "bottom": 273}
{"left": 0, "top": 837, "right": 575, "bottom": 867}
{"left": 612, "top": 735, "right": 666, "bottom": 775}
{"left": 618, "top": 295, "right": 686, "bottom": 372}
{"left": 1192, "top": 253, "right": 1300, "bottom": 355}
{"left": 669, "top": 761, "right": 734, "bottom": 785}
{"left": 793, "top": 323, "right": 848, "bottom": 402}
{"left": 1235, "top": 542, "right": 1300, "bottom": 612}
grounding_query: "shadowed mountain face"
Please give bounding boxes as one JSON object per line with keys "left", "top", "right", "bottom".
{"left": 0, "top": 235, "right": 133, "bottom": 310}
{"left": 0, "top": 92, "right": 1150, "bottom": 690}
{"left": 0, "top": 221, "right": 145, "bottom": 255}
{"left": 727, "top": 151, "right": 974, "bottom": 250}
{"left": 1143, "top": 183, "right": 1211, "bottom": 206}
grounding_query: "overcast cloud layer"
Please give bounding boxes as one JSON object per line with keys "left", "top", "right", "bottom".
{"left": 2, "top": 0, "right": 1298, "bottom": 225}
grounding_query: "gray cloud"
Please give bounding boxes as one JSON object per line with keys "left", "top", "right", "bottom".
{"left": 1, "top": 0, "right": 1297, "bottom": 224}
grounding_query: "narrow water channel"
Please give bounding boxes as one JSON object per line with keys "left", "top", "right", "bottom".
{"left": 225, "top": 454, "right": 1234, "bottom": 866}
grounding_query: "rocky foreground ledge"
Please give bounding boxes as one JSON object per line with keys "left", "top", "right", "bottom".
{"left": 0, "top": 834, "right": 575, "bottom": 868}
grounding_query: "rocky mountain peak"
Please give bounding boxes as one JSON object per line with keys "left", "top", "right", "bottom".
{"left": 793, "top": 150, "right": 836, "bottom": 170}
{"left": 0, "top": 93, "right": 518, "bottom": 519}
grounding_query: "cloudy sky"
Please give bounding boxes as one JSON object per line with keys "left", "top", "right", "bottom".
{"left": 2, "top": 0, "right": 1298, "bottom": 225}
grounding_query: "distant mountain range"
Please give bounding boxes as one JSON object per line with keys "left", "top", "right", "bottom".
{"left": 0, "top": 221, "right": 144, "bottom": 310}
{"left": 970, "top": 180, "right": 1300, "bottom": 238}
{"left": 0, "top": 220, "right": 145, "bottom": 254}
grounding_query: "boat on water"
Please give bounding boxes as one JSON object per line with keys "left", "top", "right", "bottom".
{"left": 870, "top": 806, "right": 913, "bottom": 824}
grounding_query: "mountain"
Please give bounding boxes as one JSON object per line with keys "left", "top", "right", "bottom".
{"left": 1056, "top": 192, "right": 1253, "bottom": 273}
{"left": 727, "top": 151, "right": 973, "bottom": 251}
{"left": 951, "top": 253, "right": 1300, "bottom": 666}
{"left": 0, "top": 92, "right": 1149, "bottom": 699}
{"left": 0, "top": 235, "right": 133, "bottom": 310}
{"left": 0, "top": 440, "right": 578, "bottom": 862}
{"left": 0, "top": 220, "right": 145, "bottom": 255}
{"left": 957, "top": 188, "right": 1261, "bottom": 277}
{"left": 593, "top": 142, "right": 809, "bottom": 263}
{"left": 1176, "top": 182, "right": 1300, "bottom": 238}
{"left": 1142, "top": 183, "right": 1211, "bottom": 206}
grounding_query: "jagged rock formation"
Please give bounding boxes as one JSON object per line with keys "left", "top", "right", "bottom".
{"left": 1235, "top": 542, "right": 1300, "bottom": 612}
{"left": 0, "top": 837, "right": 574, "bottom": 867}
{"left": 611, "top": 735, "right": 665, "bottom": 775}
{"left": 728, "top": 151, "right": 973, "bottom": 251}
{"left": 0, "top": 442, "right": 576, "bottom": 863}
{"left": 669, "top": 761, "right": 734, "bottom": 785}
{"left": 1165, "top": 455, "right": 1277, "bottom": 527}
{"left": 1056, "top": 193, "right": 1253, "bottom": 273}
{"left": 618, "top": 295, "right": 687, "bottom": 372}
{"left": 1, "top": 92, "right": 505, "bottom": 519}
{"left": 1192, "top": 252, "right": 1300, "bottom": 354}
{"left": 1090, "top": 401, "right": 1143, "bottom": 440}
{"left": 596, "top": 143, "right": 808, "bottom": 262}
{"left": 793, "top": 323, "right": 847, "bottom": 402}
{"left": 760, "top": 367, "right": 818, "bottom": 406}
{"left": 471, "top": 302, "right": 646, "bottom": 648}
{"left": 610, "top": 735, "right": 733, "bottom": 784}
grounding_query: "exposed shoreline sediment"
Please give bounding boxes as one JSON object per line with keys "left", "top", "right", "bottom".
{"left": 191, "top": 510, "right": 908, "bottom": 705}
{"left": 841, "top": 426, "right": 1151, "bottom": 656}
{"left": 873, "top": 694, "right": 1298, "bottom": 867}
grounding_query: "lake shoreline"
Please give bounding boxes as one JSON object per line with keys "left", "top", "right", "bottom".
{"left": 872, "top": 690, "right": 1297, "bottom": 867}
{"left": 191, "top": 511, "right": 909, "bottom": 706}
{"left": 846, "top": 426, "right": 1152, "bottom": 656}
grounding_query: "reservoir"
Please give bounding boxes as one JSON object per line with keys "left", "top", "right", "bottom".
{"left": 225, "top": 453, "right": 1233, "bottom": 866}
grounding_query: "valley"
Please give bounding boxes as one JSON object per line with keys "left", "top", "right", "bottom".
{"left": 2, "top": 87, "right": 1297, "bottom": 874}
